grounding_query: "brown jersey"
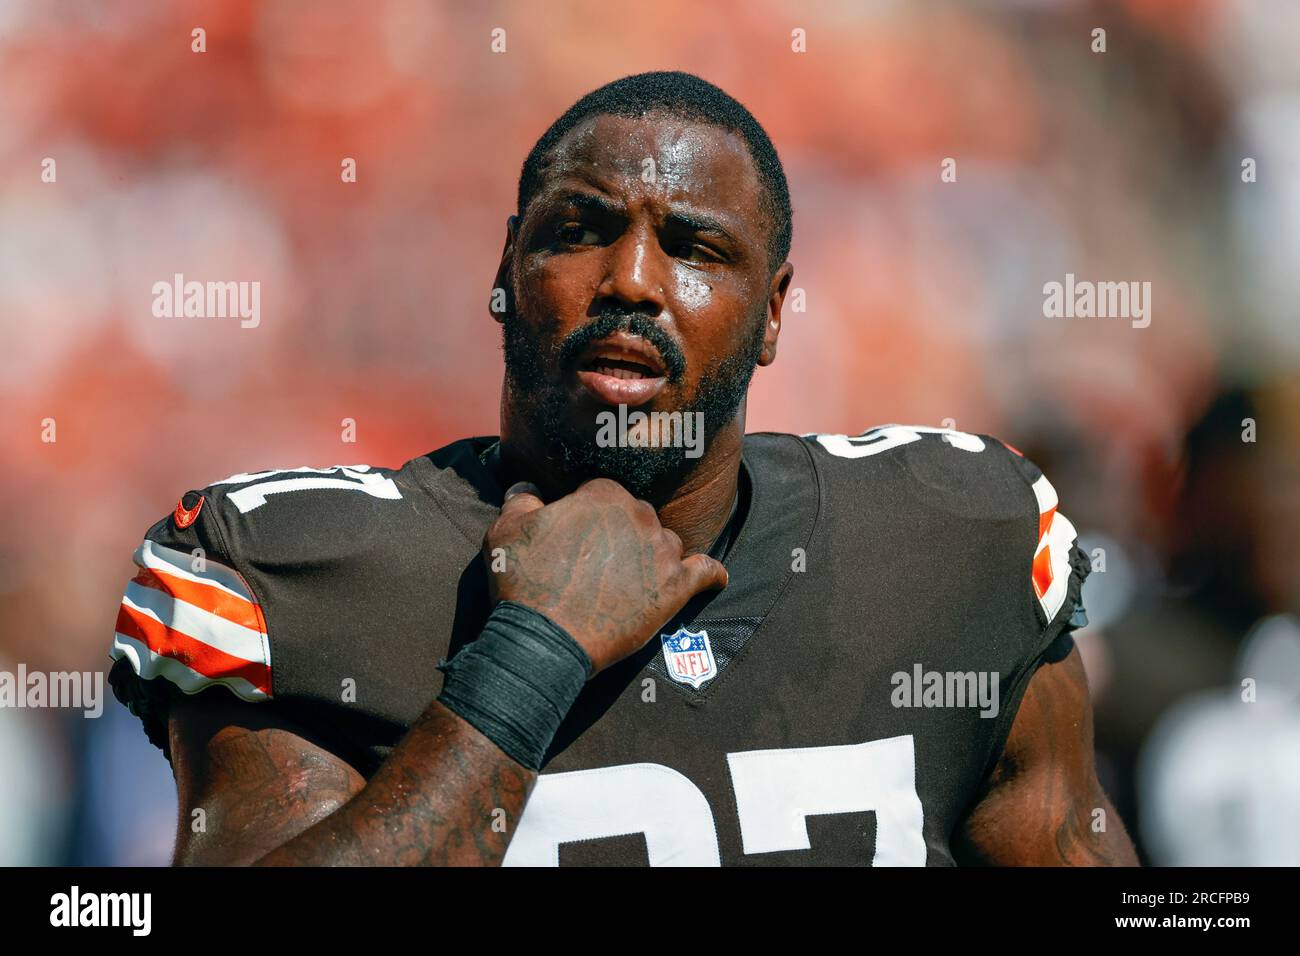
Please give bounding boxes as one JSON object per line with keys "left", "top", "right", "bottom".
{"left": 109, "top": 425, "right": 1088, "bottom": 865}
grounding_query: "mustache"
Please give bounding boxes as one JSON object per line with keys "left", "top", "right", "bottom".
{"left": 556, "top": 312, "right": 687, "bottom": 382}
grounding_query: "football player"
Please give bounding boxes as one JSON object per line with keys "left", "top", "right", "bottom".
{"left": 110, "top": 71, "right": 1137, "bottom": 866}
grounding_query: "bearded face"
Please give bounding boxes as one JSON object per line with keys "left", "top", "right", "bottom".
{"left": 502, "top": 303, "right": 766, "bottom": 504}
{"left": 495, "top": 112, "right": 782, "bottom": 504}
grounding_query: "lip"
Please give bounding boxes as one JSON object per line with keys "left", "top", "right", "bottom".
{"left": 573, "top": 332, "right": 670, "bottom": 406}
{"left": 576, "top": 369, "right": 669, "bottom": 405}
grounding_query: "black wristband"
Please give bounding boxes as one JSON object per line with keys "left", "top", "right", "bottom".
{"left": 435, "top": 601, "right": 592, "bottom": 771}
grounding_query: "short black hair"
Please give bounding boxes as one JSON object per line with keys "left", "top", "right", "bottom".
{"left": 517, "top": 71, "right": 792, "bottom": 273}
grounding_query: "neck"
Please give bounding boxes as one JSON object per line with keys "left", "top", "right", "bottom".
{"left": 648, "top": 426, "right": 743, "bottom": 556}
{"left": 498, "top": 399, "right": 745, "bottom": 557}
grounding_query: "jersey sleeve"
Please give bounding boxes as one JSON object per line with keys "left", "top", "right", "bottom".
{"left": 965, "top": 437, "right": 1093, "bottom": 783}
{"left": 108, "top": 489, "right": 272, "bottom": 755}
{"left": 996, "top": 438, "right": 1092, "bottom": 660}
{"left": 982, "top": 439, "right": 1086, "bottom": 681}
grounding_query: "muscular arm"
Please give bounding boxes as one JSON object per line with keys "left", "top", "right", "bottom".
{"left": 954, "top": 646, "right": 1139, "bottom": 866}
{"left": 169, "top": 694, "right": 533, "bottom": 866}
{"left": 164, "top": 479, "right": 724, "bottom": 867}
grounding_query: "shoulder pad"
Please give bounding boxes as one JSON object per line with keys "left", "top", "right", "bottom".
{"left": 801, "top": 424, "right": 1087, "bottom": 625}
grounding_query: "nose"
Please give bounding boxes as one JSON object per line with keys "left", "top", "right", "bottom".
{"left": 594, "top": 222, "right": 668, "bottom": 316}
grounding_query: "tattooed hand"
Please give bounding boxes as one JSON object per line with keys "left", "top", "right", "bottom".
{"left": 485, "top": 479, "right": 729, "bottom": 674}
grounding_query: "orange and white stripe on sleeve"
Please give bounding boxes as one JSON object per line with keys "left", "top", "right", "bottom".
{"left": 1029, "top": 474, "right": 1079, "bottom": 623}
{"left": 111, "top": 539, "right": 272, "bottom": 701}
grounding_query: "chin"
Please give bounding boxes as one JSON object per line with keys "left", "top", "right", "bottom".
{"left": 548, "top": 436, "right": 699, "bottom": 504}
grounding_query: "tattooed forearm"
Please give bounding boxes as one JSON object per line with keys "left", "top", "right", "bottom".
{"left": 252, "top": 702, "right": 534, "bottom": 866}
{"left": 169, "top": 694, "right": 535, "bottom": 867}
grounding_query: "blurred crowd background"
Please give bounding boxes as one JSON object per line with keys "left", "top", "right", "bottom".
{"left": 1, "top": 0, "right": 1297, "bottom": 866}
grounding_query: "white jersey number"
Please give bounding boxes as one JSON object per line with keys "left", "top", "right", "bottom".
{"left": 503, "top": 734, "right": 925, "bottom": 867}
{"left": 810, "top": 424, "right": 985, "bottom": 459}
{"left": 212, "top": 465, "right": 402, "bottom": 514}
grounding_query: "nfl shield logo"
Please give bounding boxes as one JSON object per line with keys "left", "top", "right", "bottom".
{"left": 660, "top": 626, "right": 716, "bottom": 690}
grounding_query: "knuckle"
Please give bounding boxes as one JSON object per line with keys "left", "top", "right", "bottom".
{"left": 583, "top": 477, "right": 621, "bottom": 496}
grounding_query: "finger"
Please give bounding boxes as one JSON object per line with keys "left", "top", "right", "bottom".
{"left": 679, "top": 553, "right": 729, "bottom": 594}
{"left": 633, "top": 498, "right": 659, "bottom": 525}
{"left": 500, "top": 481, "right": 545, "bottom": 518}
{"left": 504, "top": 480, "right": 542, "bottom": 501}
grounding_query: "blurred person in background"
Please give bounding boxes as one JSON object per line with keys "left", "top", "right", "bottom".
{"left": 1092, "top": 382, "right": 1300, "bottom": 863}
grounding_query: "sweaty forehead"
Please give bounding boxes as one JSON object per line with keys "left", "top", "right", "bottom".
{"left": 537, "top": 112, "right": 764, "bottom": 219}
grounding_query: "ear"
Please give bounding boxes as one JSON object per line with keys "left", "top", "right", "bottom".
{"left": 758, "top": 262, "right": 793, "bottom": 367}
{"left": 489, "top": 215, "right": 519, "bottom": 325}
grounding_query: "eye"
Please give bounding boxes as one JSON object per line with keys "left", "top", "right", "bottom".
{"left": 558, "top": 223, "right": 601, "bottom": 246}
{"left": 668, "top": 240, "right": 722, "bottom": 263}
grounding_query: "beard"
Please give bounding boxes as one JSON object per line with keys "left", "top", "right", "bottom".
{"left": 502, "top": 307, "right": 765, "bottom": 505}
